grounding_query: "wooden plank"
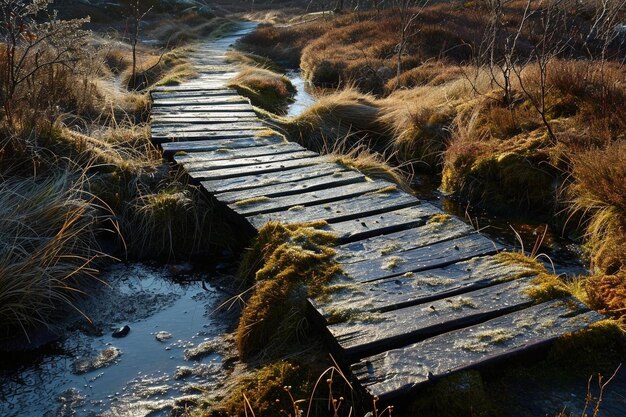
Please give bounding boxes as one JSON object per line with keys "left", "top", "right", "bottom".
{"left": 151, "top": 112, "right": 257, "bottom": 120}
{"left": 174, "top": 142, "right": 306, "bottom": 164}
{"left": 316, "top": 255, "right": 539, "bottom": 315}
{"left": 187, "top": 156, "right": 330, "bottom": 181}
{"left": 161, "top": 136, "right": 285, "bottom": 156}
{"left": 152, "top": 97, "right": 249, "bottom": 106}
{"left": 334, "top": 216, "right": 474, "bottom": 264}
{"left": 151, "top": 121, "right": 265, "bottom": 134}
{"left": 151, "top": 104, "right": 254, "bottom": 114}
{"left": 216, "top": 170, "right": 365, "bottom": 203}
{"left": 324, "top": 277, "right": 537, "bottom": 358}
{"left": 248, "top": 190, "right": 420, "bottom": 229}
{"left": 350, "top": 299, "right": 602, "bottom": 400}
{"left": 201, "top": 163, "right": 348, "bottom": 194}
{"left": 230, "top": 180, "right": 391, "bottom": 217}
{"left": 339, "top": 233, "right": 500, "bottom": 283}
{"left": 153, "top": 129, "right": 265, "bottom": 144}
{"left": 319, "top": 205, "right": 440, "bottom": 243}
{"left": 152, "top": 85, "right": 235, "bottom": 93}
{"left": 151, "top": 116, "right": 259, "bottom": 125}
{"left": 151, "top": 90, "right": 237, "bottom": 99}
{"left": 182, "top": 150, "right": 319, "bottom": 172}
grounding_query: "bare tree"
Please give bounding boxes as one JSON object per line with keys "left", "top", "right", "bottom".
{"left": 124, "top": 0, "right": 153, "bottom": 90}
{"left": 0, "top": 0, "right": 89, "bottom": 127}
{"left": 392, "top": 0, "right": 429, "bottom": 89}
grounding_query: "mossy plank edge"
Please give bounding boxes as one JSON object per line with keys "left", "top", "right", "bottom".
{"left": 153, "top": 130, "right": 266, "bottom": 144}
{"left": 151, "top": 117, "right": 260, "bottom": 126}
{"left": 188, "top": 155, "right": 330, "bottom": 181}
{"left": 182, "top": 150, "right": 319, "bottom": 173}
{"left": 249, "top": 191, "right": 420, "bottom": 229}
{"left": 151, "top": 122, "right": 265, "bottom": 134}
{"left": 350, "top": 299, "right": 603, "bottom": 400}
{"left": 151, "top": 104, "right": 254, "bottom": 114}
{"left": 161, "top": 136, "right": 284, "bottom": 156}
{"left": 174, "top": 142, "right": 306, "bottom": 164}
{"left": 217, "top": 171, "right": 365, "bottom": 204}
{"left": 334, "top": 216, "right": 475, "bottom": 264}
{"left": 317, "top": 255, "right": 541, "bottom": 314}
{"left": 322, "top": 205, "right": 441, "bottom": 243}
{"left": 340, "top": 233, "right": 501, "bottom": 283}
{"left": 233, "top": 180, "right": 395, "bottom": 217}
{"left": 201, "top": 163, "right": 348, "bottom": 194}
{"left": 325, "top": 276, "right": 537, "bottom": 359}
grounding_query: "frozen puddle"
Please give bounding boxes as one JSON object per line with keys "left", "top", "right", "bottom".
{"left": 0, "top": 263, "right": 238, "bottom": 417}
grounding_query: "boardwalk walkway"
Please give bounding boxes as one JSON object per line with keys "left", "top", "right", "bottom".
{"left": 150, "top": 23, "right": 603, "bottom": 400}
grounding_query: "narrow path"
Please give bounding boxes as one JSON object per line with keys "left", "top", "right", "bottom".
{"left": 149, "top": 22, "right": 603, "bottom": 401}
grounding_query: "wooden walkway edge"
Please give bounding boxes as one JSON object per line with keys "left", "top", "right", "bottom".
{"left": 150, "top": 22, "right": 604, "bottom": 401}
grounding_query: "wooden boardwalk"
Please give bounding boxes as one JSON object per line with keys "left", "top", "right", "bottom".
{"left": 150, "top": 23, "right": 603, "bottom": 401}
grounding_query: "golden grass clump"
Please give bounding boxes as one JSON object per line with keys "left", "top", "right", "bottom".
{"left": 586, "top": 271, "right": 626, "bottom": 319}
{"left": 228, "top": 65, "right": 295, "bottom": 114}
{"left": 324, "top": 143, "right": 410, "bottom": 191}
{"left": 495, "top": 252, "right": 571, "bottom": 303}
{"left": 0, "top": 172, "right": 104, "bottom": 335}
{"left": 567, "top": 141, "right": 626, "bottom": 274}
{"left": 236, "top": 221, "right": 339, "bottom": 360}
{"left": 274, "top": 88, "right": 387, "bottom": 152}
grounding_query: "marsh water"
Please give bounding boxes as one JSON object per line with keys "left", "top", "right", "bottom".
{"left": 0, "top": 263, "right": 239, "bottom": 417}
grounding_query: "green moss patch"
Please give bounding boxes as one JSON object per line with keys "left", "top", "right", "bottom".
{"left": 235, "top": 221, "right": 340, "bottom": 360}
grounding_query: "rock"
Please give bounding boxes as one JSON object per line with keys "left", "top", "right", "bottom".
{"left": 155, "top": 331, "right": 172, "bottom": 342}
{"left": 112, "top": 325, "right": 130, "bottom": 338}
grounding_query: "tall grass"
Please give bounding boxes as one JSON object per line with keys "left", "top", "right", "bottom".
{"left": 0, "top": 171, "right": 105, "bottom": 335}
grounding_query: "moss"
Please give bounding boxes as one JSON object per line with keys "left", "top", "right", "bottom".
{"left": 235, "top": 221, "right": 340, "bottom": 359}
{"left": 428, "top": 213, "right": 451, "bottom": 224}
{"left": 496, "top": 252, "right": 571, "bottom": 303}
{"left": 234, "top": 196, "right": 271, "bottom": 207}
{"left": 383, "top": 256, "right": 403, "bottom": 271}
{"left": 548, "top": 319, "right": 626, "bottom": 374}
{"left": 209, "top": 361, "right": 315, "bottom": 417}
{"left": 365, "top": 185, "right": 398, "bottom": 196}
{"left": 406, "top": 370, "right": 498, "bottom": 417}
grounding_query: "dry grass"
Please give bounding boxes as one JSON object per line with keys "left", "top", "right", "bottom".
{"left": 228, "top": 65, "right": 295, "bottom": 114}
{"left": 567, "top": 141, "right": 626, "bottom": 275}
{"left": 0, "top": 172, "right": 105, "bottom": 335}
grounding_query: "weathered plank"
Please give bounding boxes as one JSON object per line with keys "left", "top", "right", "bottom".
{"left": 217, "top": 170, "right": 365, "bottom": 203}
{"left": 152, "top": 97, "right": 249, "bottom": 106}
{"left": 201, "top": 163, "right": 348, "bottom": 194}
{"left": 151, "top": 103, "right": 254, "bottom": 114}
{"left": 174, "top": 142, "right": 306, "bottom": 163}
{"left": 153, "top": 129, "right": 266, "bottom": 144}
{"left": 334, "top": 216, "right": 475, "bottom": 264}
{"left": 230, "top": 180, "right": 392, "bottom": 217}
{"left": 188, "top": 155, "right": 330, "bottom": 181}
{"left": 315, "top": 255, "right": 538, "bottom": 314}
{"left": 324, "top": 277, "right": 537, "bottom": 358}
{"left": 151, "top": 89, "right": 237, "bottom": 99}
{"left": 339, "top": 233, "right": 500, "bottom": 283}
{"left": 152, "top": 85, "right": 234, "bottom": 93}
{"left": 350, "top": 299, "right": 602, "bottom": 400}
{"left": 319, "top": 205, "right": 440, "bottom": 243}
{"left": 151, "top": 116, "right": 259, "bottom": 125}
{"left": 182, "top": 150, "right": 319, "bottom": 172}
{"left": 161, "top": 135, "right": 285, "bottom": 156}
{"left": 151, "top": 121, "right": 265, "bottom": 134}
{"left": 248, "top": 190, "right": 420, "bottom": 229}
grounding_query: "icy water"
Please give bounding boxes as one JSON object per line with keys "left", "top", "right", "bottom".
{"left": 0, "top": 263, "right": 238, "bottom": 417}
{"left": 286, "top": 70, "right": 316, "bottom": 117}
